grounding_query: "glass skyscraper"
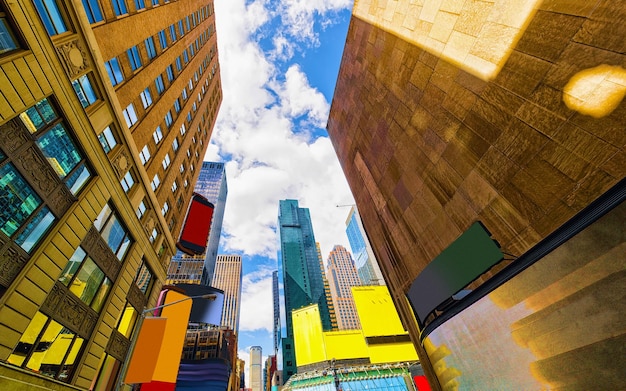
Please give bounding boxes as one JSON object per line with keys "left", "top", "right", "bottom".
{"left": 277, "top": 199, "right": 333, "bottom": 381}
{"left": 345, "top": 206, "right": 385, "bottom": 286}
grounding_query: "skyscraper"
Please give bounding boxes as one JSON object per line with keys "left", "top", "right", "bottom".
{"left": 345, "top": 206, "right": 385, "bottom": 286}
{"left": 250, "top": 346, "right": 263, "bottom": 391}
{"left": 327, "top": 2, "right": 625, "bottom": 389}
{"left": 0, "top": 1, "right": 221, "bottom": 389}
{"left": 272, "top": 270, "right": 280, "bottom": 354}
{"left": 277, "top": 199, "right": 333, "bottom": 380}
{"left": 168, "top": 161, "right": 227, "bottom": 285}
{"left": 211, "top": 254, "right": 242, "bottom": 333}
{"left": 326, "top": 245, "right": 361, "bottom": 330}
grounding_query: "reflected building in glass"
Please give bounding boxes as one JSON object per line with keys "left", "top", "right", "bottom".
{"left": 328, "top": 1, "right": 626, "bottom": 390}
{"left": 345, "top": 206, "right": 385, "bottom": 286}
{"left": 0, "top": 0, "right": 222, "bottom": 389}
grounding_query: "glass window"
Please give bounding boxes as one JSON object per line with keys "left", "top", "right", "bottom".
{"left": 173, "top": 99, "right": 181, "bottom": 113}
{"left": 112, "top": 0, "right": 128, "bottom": 16}
{"left": 171, "top": 180, "right": 177, "bottom": 193}
{"left": 151, "top": 0, "right": 159, "bottom": 6}
{"left": 175, "top": 57, "right": 182, "bottom": 72}
{"left": 105, "top": 57, "right": 124, "bottom": 86}
{"left": 127, "top": 45, "right": 142, "bottom": 71}
{"left": 139, "top": 145, "right": 150, "bottom": 165}
{"left": 158, "top": 29, "right": 167, "bottom": 50}
{"left": 172, "top": 138, "right": 179, "bottom": 151}
{"left": 33, "top": 0, "right": 68, "bottom": 36}
{"left": 178, "top": 20, "right": 184, "bottom": 36}
{"left": 94, "top": 203, "right": 132, "bottom": 260}
{"left": 135, "top": 261, "right": 154, "bottom": 294}
{"left": 59, "top": 247, "right": 111, "bottom": 311}
{"left": 81, "top": 0, "right": 103, "bottom": 23}
{"left": 185, "top": 16, "right": 190, "bottom": 31}
{"left": 0, "top": 163, "right": 55, "bottom": 252}
{"left": 161, "top": 201, "right": 169, "bottom": 216}
{"left": 145, "top": 36, "right": 156, "bottom": 60}
{"left": 166, "top": 65, "right": 174, "bottom": 83}
{"left": 183, "top": 49, "right": 189, "bottom": 64}
{"left": 155, "top": 75, "right": 164, "bottom": 94}
{"left": 179, "top": 123, "right": 186, "bottom": 135}
{"left": 136, "top": 199, "right": 147, "bottom": 219}
{"left": 123, "top": 103, "right": 137, "bottom": 127}
{"left": 162, "top": 153, "right": 170, "bottom": 170}
{"left": 97, "top": 126, "right": 117, "bottom": 153}
{"left": 120, "top": 171, "right": 134, "bottom": 192}
{"left": 71, "top": 74, "right": 98, "bottom": 108}
{"left": 134, "top": 0, "right": 145, "bottom": 10}
{"left": 140, "top": 87, "right": 152, "bottom": 109}
{"left": 152, "top": 126, "right": 163, "bottom": 144}
{"left": 169, "top": 23, "right": 176, "bottom": 42}
{"left": 164, "top": 111, "right": 173, "bottom": 128}
{"left": 151, "top": 174, "right": 160, "bottom": 191}
{"left": 181, "top": 87, "right": 188, "bottom": 101}
{"left": 0, "top": 17, "right": 20, "bottom": 54}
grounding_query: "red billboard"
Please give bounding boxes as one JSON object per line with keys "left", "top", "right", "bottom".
{"left": 177, "top": 193, "right": 214, "bottom": 255}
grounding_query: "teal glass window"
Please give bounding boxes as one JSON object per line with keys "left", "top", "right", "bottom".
{"left": 72, "top": 74, "right": 98, "bottom": 108}
{"left": 98, "top": 126, "right": 118, "bottom": 153}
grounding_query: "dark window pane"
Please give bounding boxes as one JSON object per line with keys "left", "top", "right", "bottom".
{"left": 35, "top": 123, "right": 82, "bottom": 179}
{"left": 0, "top": 164, "right": 43, "bottom": 237}
{"left": 14, "top": 207, "right": 54, "bottom": 252}
{"left": 0, "top": 18, "right": 19, "bottom": 54}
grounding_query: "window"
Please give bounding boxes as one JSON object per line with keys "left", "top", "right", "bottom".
{"left": 145, "top": 36, "right": 156, "bottom": 59}
{"left": 178, "top": 20, "right": 184, "bottom": 36}
{"left": 123, "top": 103, "right": 137, "bottom": 127}
{"left": 136, "top": 199, "right": 147, "bottom": 219}
{"left": 33, "top": 0, "right": 68, "bottom": 36}
{"left": 93, "top": 203, "right": 133, "bottom": 260}
{"left": 98, "top": 126, "right": 118, "bottom": 153}
{"left": 171, "top": 180, "right": 178, "bottom": 193}
{"left": 112, "top": 0, "right": 128, "bottom": 16}
{"left": 59, "top": 247, "right": 112, "bottom": 311}
{"left": 179, "top": 163, "right": 184, "bottom": 174}
{"left": 183, "top": 49, "right": 189, "bottom": 64}
{"left": 179, "top": 123, "right": 186, "bottom": 135}
{"left": 185, "top": 16, "right": 190, "bottom": 31}
{"left": 172, "top": 138, "right": 179, "bottom": 151}
{"left": 127, "top": 45, "right": 142, "bottom": 71}
{"left": 166, "top": 65, "right": 174, "bottom": 83}
{"left": 21, "top": 98, "right": 92, "bottom": 195}
{"left": 140, "top": 87, "right": 152, "bottom": 109}
{"left": 175, "top": 57, "right": 182, "bottom": 72}
{"left": 151, "top": 174, "right": 160, "bottom": 191}
{"left": 72, "top": 74, "right": 98, "bottom": 108}
{"left": 134, "top": 0, "right": 145, "bottom": 10}
{"left": 139, "top": 145, "right": 150, "bottom": 165}
{"left": 165, "top": 111, "right": 173, "bottom": 128}
{"left": 120, "top": 170, "right": 134, "bottom": 192}
{"left": 155, "top": 75, "right": 164, "bottom": 94}
{"left": 149, "top": 228, "right": 158, "bottom": 243}
{"left": 153, "top": 126, "right": 163, "bottom": 144}
{"left": 105, "top": 57, "right": 124, "bottom": 86}
{"left": 158, "top": 29, "right": 167, "bottom": 50}
{"left": 169, "top": 24, "right": 177, "bottom": 42}
{"left": 135, "top": 261, "right": 154, "bottom": 294}
{"left": 173, "top": 99, "right": 181, "bottom": 113}
{"left": 181, "top": 87, "right": 188, "bottom": 101}
{"left": 0, "top": 16, "right": 19, "bottom": 54}
{"left": 162, "top": 153, "right": 171, "bottom": 170}
{"left": 183, "top": 178, "right": 188, "bottom": 188}
{"left": 81, "top": 0, "right": 104, "bottom": 23}
{"left": 161, "top": 201, "right": 169, "bottom": 216}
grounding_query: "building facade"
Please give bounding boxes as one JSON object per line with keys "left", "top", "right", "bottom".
{"left": 277, "top": 200, "right": 333, "bottom": 381}
{"left": 250, "top": 345, "right": 262, "bottom": 391}
{"left": 345, "top": 206, "right": 385, "bottom": 286}
{"left": 0, "top": 0, "right": 221, "bottom": 389}
{"left": 211, "top": 254, "right": 242, "bottom": 333}
{"left": 327, "top": 1, "right": 625, "bottom": 390}
{"left": 326, "top": 245, "right": 361, "bottom": 330}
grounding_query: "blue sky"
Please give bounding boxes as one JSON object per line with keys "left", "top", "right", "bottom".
{"left": 205, "top": 0, "right": 355, "bottom": 381}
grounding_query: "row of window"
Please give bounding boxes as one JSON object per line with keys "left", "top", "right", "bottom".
{"left": 85, "top": 0, "right": 214, "bottom": 25}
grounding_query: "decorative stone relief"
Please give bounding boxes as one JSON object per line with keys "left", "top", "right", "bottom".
{"left": 107, "top": 330, "right": 130, "bottom": 362}
{"left": 15, "top": 146, "right": 59, "bottom": 194}
{"left": 0, "top": 239, "right": 29, "bottom": 288}
{"left": 111, "top": 147, "right": 130, "bottom": 179}
{"left": 127, "top": 282, "right": 147, "bottom": 311}
{"left": 0, "top": 119, "right": 30, "bottom": 153}
{"left": 82, "top": 227, "right": 121, "bottom": 280}
{"left": 42, "top": 282, "right": 99, "bottom": 339}
{"left": 55, "top": 38, "right": 89, "bottom": 78}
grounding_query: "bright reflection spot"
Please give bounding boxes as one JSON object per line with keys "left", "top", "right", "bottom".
{"left": 353, "top": 0, "right": 542, "bottom": 80}
{"left": 563, "top": 65, "right": 626, "bottom": 118}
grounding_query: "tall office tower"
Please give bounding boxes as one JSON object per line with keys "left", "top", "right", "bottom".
{"left": 165, "top": 254, "right": 205, "bottom": 285}
{"left": 249, "top": 346, "right": 263, "bottom": 391}
{"left": 0, "top": 1, "right": 221, "bottom": 389}
{"left": 345, "top": 206, "right": 385, "bottom": 286}
{"left": 328, "top": 2, "right": 625, "bottom": 390}
{"left": 211, "top": 254, "right": 242, "bottom": 333}
{"left": 278, "top": 200, "right": 333, "bottom": 380}
{"left": 272, "top": 270, "right": 280, "bottom": 354}
{"left": 326, "top": 245, "right": 361, "bottom": 330}
{"left": 316, "top": 242, "right": 338, "bottom": 330}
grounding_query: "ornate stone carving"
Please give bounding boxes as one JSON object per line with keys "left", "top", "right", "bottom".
{"left": 42, "top": 282, "right": 98, "bottom": 339}
{"left": 15, "top": 146, "right": 60, "bottom": 194}
{"left": 55, "top": 38, "right": 89, "bottom": 78}
{"left": 48, "top": 183, "right": 75, "bottom": 216}
{"left": 111, "top": 147, "right": 130, "bottom": 179}
{"left": 127, "top": 283, "right": 147, "bottom": 311}
{"left": 106, "top": 330, "right": 130, "bottom": 362}
{"left": 82, "top": 227, "right": 121, "bottom": 280}
{"left": 59, "top": 294, "right": 86, "bottom": 330}
{"left": 41, "top": 282, "right": 65, "bottom": 315}
{"left": 0, "top": 239, "right": 29, "bottom": 288}
{"left": 0, "top": 119, "right": 30, "bottom": 154}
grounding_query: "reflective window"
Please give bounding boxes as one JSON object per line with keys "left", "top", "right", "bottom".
{"left": 169, "top": 23, "right": 176, "bottom": 42}
{"left": 112, "top": 0, "right": 128, "bottom": 16}
{"left": 158, "top": 29, "right": 167, "bottom": 50}
{"left": 134, "top": 0, "right": 145, "bottom": 10}
{"left": 81, "top": 0, "right": 103, "bottom": 23}
{"left": 175, "top": 57, "right": 182, "bottom": 72}
{"left": 94, "top": 203, "right": 133, "bottom": 260}
{"left": 33, "top": 0, "right": 68, "bottom": 36}
{"left": 0, "top": 16, "right": 19, "bottom": 54}
{"left": 120, "top": 171, "right": 134, "bottom": 193}
{"left": 58, "top": 247, "right": 111, "bottom": 311}
{"left": 151, "top": 174, "right": 160, "bottom": 191}
{"left": 155, "top": 75, "right": 165, "bottom": 94}
{"left": 123, "top": 103, "right": 137, "bottom": 128}
{"left": 127, "top": 45, "right": 142, "bottom": 71}
{"left": 152, "top": 126, "right": 163, "bottom": 144}
{"left": 139, "top": 145, "right": 150, "bottom": 165}
{"left": 173, "top": 99, "right": 181, "bottom": 113}
{"left": 145, "top": 36, "right": 156, "bottom": 59}
{"left": 161, "top": 201, "right": 169, "bottom": 216}
{"left": 97, "top": 126, "right": 118, "bottom": 153}
{"left": 178, "top": 20, "right": 184, "bottom": 36}
{"left": 135, "top": 261, "right": 154, "bottom": 294}
{"left": 165, "top": 111, "right": 173, "bottom": 128}
{"left": 140, "top": 87, "right": 152, "bottom": 109}
{"left": 172, "top": 137, "right": 179, "bottom": 152}
{"left": 136, "top": 199, "right": 147, "bottom": 219}
{"left": 72, "top": 74, "right": 98, "bottom": 108}
{"left": 166, "top": 65, "right": 174, "bottom": 83}
{"left": 161, "top": 153, "right": 170, "bottom": 170}
{"left": 105, "top": 57, "right": 124, "bottom": 86}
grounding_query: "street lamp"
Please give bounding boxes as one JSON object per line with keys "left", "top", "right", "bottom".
{"left": 115, "top": 293, "right": 217, "bottom": 391}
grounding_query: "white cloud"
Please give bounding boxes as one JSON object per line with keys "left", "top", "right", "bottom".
{"left": 278, "top": 0, "right": 354, "bottom": 45}
{"left": 239, "top": 266, "right": 275, "bottom": 332}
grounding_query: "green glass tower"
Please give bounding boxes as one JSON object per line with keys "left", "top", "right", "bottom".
{"left": 278, "top": 199, "right": 332, "bottom": 381}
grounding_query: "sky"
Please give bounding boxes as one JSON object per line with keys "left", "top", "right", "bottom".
{"left": 204, "top": 0, "right": 355, "bottom": 382}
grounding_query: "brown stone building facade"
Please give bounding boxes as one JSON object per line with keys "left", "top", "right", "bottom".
{"left": 328, "top": 1, "right": 625, "bottom": 390}
{"left": 0, "top": 0, "right": 221, "bottom": 389}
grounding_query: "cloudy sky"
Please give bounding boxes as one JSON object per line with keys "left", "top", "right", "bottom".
{"left": 204, "top": 0, "right": 355, "bottom": 379}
